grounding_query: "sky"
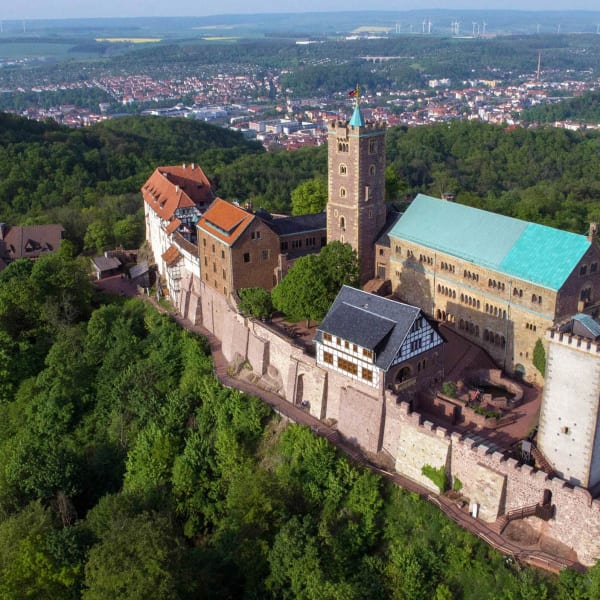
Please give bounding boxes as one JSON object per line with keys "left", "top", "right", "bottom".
{"left": 5, "top": 1, "right": 600, "bottom": 20}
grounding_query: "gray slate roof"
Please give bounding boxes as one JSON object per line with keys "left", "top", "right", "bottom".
{"left": 571, "top": 313, "right": 600, "bottom": 340}
{"left": 315, "top": 285, "right": 422, "bottom": 370}
{"left": 265, "top": 212, "right": 326, "bottom": 237}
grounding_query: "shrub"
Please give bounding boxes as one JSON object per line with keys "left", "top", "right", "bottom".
{"left": 421, "top": 464, "right": 448, "bottom": 493}
{"left": 441, "top": 381, "right": 457, "bottom": 398}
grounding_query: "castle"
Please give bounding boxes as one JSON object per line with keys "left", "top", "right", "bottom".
{"left": 142, "top": 99, "right": 600, "bottom": 566}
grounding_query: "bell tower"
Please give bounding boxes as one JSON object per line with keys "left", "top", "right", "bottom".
{"left": 327, "top": 91, "right": 387, "bottom": 284}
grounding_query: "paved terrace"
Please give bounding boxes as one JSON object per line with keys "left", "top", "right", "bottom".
{"left": 94, "top": 275, "right": 583, "bottom": 574}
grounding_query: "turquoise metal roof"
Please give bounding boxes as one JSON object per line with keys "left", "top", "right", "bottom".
{"left": 349, "top": 105, "right": 365, "bottom": 127}
{"left": 389, "top": 194, "right": 590, "bottom": 290}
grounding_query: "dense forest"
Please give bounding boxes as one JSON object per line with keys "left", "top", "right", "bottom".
{"left": 1, "top": 253, "right": 599, "bottom": 598}
{"left": 3, "top": 113, "right": 600, "bottom": 256}
{"left": 522, "top": 89, "right": 600, "bottom": 124}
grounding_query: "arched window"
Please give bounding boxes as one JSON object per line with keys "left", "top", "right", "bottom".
{"left": 339, "top": 164, "right": 347, "bottom": 175}
{"left": 369, "top": 164, "right": 376, "bottom": 176}
{"left": 339, "top": 216, "right": 345, "bottom": 230}
{"left": 532, "top": 294, "right": 537, "bottom": 303}
{"left": 340, "top": 187, "right": 346, "bottom": 198}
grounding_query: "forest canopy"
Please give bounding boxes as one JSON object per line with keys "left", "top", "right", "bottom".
{"left": 0, "top": 259, "right": 596, "bottom": 598}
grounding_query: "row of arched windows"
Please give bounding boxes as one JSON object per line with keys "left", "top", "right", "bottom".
{"left": 437, "top": 284, "right": 456, "bottom": 298}
{"left": 460, "top": 293, "right": 480, "bottom": 309}
{"left": 483, "top": 329, "right": 506, "bottom": 348}
{"left": 459, "top": 319, "right": 479, "bottom": 337}
{"left": 485, "top": 304, "right": 507, "bottom": 319}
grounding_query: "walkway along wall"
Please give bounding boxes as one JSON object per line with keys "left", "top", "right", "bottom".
{"left": 195, "top": 281, "right": 600, "bottom": 565}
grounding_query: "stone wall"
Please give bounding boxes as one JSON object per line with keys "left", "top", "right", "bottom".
{"left": 194, "top": 281, "right": 600, "bottom": 566}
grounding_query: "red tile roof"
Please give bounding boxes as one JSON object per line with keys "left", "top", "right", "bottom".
{"left": 161, "top": 244, "right": 182, "bottom": 267}
{"left": 165, "top": 218, "right": 182, "bottom": 235}
{"left": 197, "top": 198, "right": 255, "bottom": 246}
{"left": 142, "top": 163, "right": 214, "bottom": 222}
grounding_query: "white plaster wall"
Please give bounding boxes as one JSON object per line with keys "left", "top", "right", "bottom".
{"left": 538, "top": 340, "right": 600, "bottom": 487}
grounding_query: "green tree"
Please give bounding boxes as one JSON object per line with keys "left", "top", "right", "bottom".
{"left": 84, "top": 221, "right": 111, "bottom": 254}
{"left": 291, "top": 177, "right": 327, "bottom": 215}
{"left": 83, "top": 511, "right": 185, "bottom": 600}
{"left": 533, "top": 338, "right": 546, "bottom": 376}
{"left": 272, "top": 242, "right": 359, "bottom": 325}
{"left": 238, "top": 287, "right": 273, "bottom": 320}
{"left": 0, "top": 502, "right": 82, "bottom": 598}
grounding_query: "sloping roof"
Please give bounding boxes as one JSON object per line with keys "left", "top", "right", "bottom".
{"left": 165, "top": 218, "right": 182, "bottom": 235}
{"left": 129, "top": 261, "right": 149, "bottom": 280}
{"left": 161, "top": 245, "right": 182, "bottom": 267}
{"left": 142, "top": 164, "right": 214, "bottom": 222}
{"left": 266, "top": 212, "right": 326, "bottom": 237}
{"left": 197, "top": 198, "right": 255, "bottom": 246}
{"left": 389, "top": 194, "right": 590, "bottom": 290}
{"left": 91, "top": 255, "right": 121, "bottom": 272}
{"left": 315, "top": 285, "right": 423, "bottom": 370}
{"left": 1, "top": 224, "right": 64, "bottom": 260}
{"left": 571, "top": 314, "right": 600, "bottom": 340}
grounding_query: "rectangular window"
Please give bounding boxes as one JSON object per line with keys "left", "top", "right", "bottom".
{"left": 353, "top": 344, "right": 358, "bottom": 352}
{"left": 251, "top": 230, "right": 262, "bottom": 240}
{"left": 213, "top": 263, "right": 216, "bottom": 273}
{"left": 323, "top": 351, "right": 333, "bottom": 365}
{"left": 336, "top": 337, "right": 341, "bottom": 346}
{"left": 221, "top": 250, "right": 225, "bottom": 259}
{"left": 281, "top": 241, "right": 289, "bottom": 251}
{"left": 222, "top": 269, "right": 226, "bottom": 280}
{"left": 337, "top": 357, "right": 358, "bottom": 375}
{"left": 580, "top": 265, "right": 588, "bottom": 276}
{"left": 592, "top": 262, "right": 598, "bottom": 273}
{"left": 203, "top": 238, "right": 206, "bottom": 247}
{"left": 323, "top": 332, "right": 332, "bottom": 342}
{"left": 262, "top": 249, "right": 269, "bottom": 260}
{"left": 243, "top": 253, "right": 250, "bottom": 263}
{"left": 362, "top": 368, "right": 373, "bottom": 382}
{"left": 212, "top": 244, "right": 215, "bottom": 253}
{"left": 204, "top": 256, "right": 208, "bottom": 266}
{"left": 362, "top": 348, "right": 373, "bottom": 359}
{"left": 344, "top": 340, "right": 350, "bottom": 349}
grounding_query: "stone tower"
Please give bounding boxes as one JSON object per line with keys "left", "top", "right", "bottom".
{"left": 327, "top": 99, "right": 387, "bottom": 284}
{"left": 538, "top": 317, "right": 600, "bottom": 492}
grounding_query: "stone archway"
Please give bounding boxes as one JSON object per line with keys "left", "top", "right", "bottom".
{"left": 396, "top": 365, "right": 412, "bottom": 384}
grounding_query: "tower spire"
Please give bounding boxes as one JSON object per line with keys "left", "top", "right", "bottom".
{"left": 349, "top": 84, "right": 365, "bottom": 127}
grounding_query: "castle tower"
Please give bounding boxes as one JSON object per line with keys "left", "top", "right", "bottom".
{"left": 538, "top": 317, "right": 600, "bottom": 492}
{"left": 327, "top": 93, "right": 387, "bottom": 284}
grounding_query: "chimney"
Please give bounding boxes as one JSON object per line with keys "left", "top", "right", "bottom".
{"left": 175, "top": 185, "right": 179, "bottom": 193}
{"left": 182, "top": 163, "right": 186, "bottom": 169}
{"left": 191, "top": 163, "right": 195, "bottom": 170}
{"left": 589, "top": 222, "right": 598, "bottom": 243}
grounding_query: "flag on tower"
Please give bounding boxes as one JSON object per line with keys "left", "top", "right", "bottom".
{"left": 348, "top": 85, "right": 359, "bottom": 97}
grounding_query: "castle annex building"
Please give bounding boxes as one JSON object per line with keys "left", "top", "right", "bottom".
{"left": 315, "top": 285, "right": 444, "bottom": 394}
{"left": 382, "top": 194, "right": 600, "bottom": 382}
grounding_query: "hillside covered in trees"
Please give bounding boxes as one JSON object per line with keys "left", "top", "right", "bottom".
{"left": 522, "top": 89, "right": 600, "bottom": 124}
{"left": 1, "top": 254, "right": 599, "bottom": 598}
{"left": 2, "top": 112, "right": 600, "bottom": 252}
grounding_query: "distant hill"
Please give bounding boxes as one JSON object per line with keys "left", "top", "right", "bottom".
{"left": 521, "top": 90, "right": 600, "bottom": 124}
{"left": 0, "top": 113, "right": 262, "bottom": 248}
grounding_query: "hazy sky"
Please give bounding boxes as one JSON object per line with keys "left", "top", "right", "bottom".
{"left": 5, "top": 1, "right": 600, "bottom": 20}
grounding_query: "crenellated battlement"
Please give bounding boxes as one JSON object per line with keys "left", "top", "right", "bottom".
{"left": 547, "top": 328, "right": 600, "bottom": 354}
{"left": 327, "top": 119, "right": 387, "bottom": 133}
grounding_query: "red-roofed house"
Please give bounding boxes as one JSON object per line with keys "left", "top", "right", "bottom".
{"left": 197, "top": 198, "right": 280, "bottom": 295}
{"left": 0, "top": 224, "right": 65, "bottom": 270}
{"left": 142, "top": 163, "right": 215, "bottom": 317}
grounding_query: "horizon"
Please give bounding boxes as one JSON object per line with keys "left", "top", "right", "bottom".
{"left": 5, "top": 5, "right": 600, "bottom": 21}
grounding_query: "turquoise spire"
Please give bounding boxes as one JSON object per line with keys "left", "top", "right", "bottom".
{"left": 349, "top": 104, "right": 365, "bottom": 127}
{"left": 348, "top": 84, "right": 364, "bottom": 126}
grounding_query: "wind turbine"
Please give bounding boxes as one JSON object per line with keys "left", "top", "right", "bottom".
{"left": 422, "top": 19, "right": 427, "bottom": 34}
{"left": 428, "top": 19, "right": 432, "bottom": 34}
{"left": 482, "top": 21, "right": 487, "bottom": 35}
